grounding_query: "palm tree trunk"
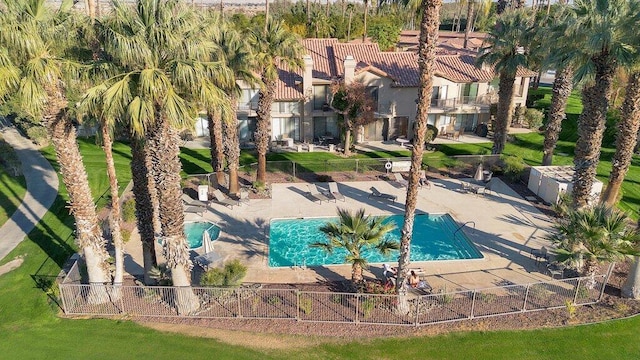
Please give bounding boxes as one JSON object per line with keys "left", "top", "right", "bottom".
{"left": 223, "top": 96, "right": 241, "bottom": 195}
{"left": 573, "top": 54, "right": 615, "bottom": 208}
{"left": 44, "top": 85, "right": 110, "bottom": 288}
{"left": 622, "top": 256, "right": 640, "bottom": 299}
{"left": 256, "top": 77, "right": 276, "bottom": 184}
{"left": 463, "top": 0, "right": 474, "bottom": 49}
{"left": 396, "top": 0, "right": 442, "bottom": 295}
{"left": 493, "top": 71, "right": 516, "bottom": 154}
{"left": 101, "top": 126, "right": 124, "bottom": 287}
{"left": 347, "top": 9, "right": 353, "bottom": 41}
{"left": 352, "top": 252, "right": 363, "bottom": 282}
{"left": 363, "top": 0, "right": 369, "bottom": 42}
{"left": 208, "top": 110, "right": 226, "bottom": 187}
{"left": 130, "top": 138, "right": 158, "bottom": 284}
{"left": 602, "top": 72, "right": 640, "bottom": 206}
{"left": 343, "top": 127, "right": 352, "bottom": 157}
{"left": 542, "top": 65, "right": 573, "bottom": 166}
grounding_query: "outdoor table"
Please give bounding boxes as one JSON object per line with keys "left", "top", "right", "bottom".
{"left": 396, "top": 138, "right": 410, "bottom": 147}
{"left": 459, "top": 177, "right": 486, "bottom": 194}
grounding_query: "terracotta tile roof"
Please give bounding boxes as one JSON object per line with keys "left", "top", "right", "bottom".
{"left": 303, "top": 38, "right": 339, "bottom": 80}
{"left": 275, "top": 67, "right": 303, "bottom": 100}
{"left": 434, "top": 55, "right": 494, "bottom": 83}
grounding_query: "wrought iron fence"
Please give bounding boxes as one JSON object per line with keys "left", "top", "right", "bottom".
{"left": 59, "top": 261, "right": 608, "bottom": 326}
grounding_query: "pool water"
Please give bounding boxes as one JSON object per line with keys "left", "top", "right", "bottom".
{"left": 183, "top": 222, "right": 221, "bottom": 249}
{"left": 268, "top": 214, "right": 482, "bottom": 267}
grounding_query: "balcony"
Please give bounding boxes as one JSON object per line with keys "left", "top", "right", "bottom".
{"left": 429, "top": 96, "right": 492, "bottom": 109}
{"left": 237, "top": 101, "right": 259, "bottom": 112}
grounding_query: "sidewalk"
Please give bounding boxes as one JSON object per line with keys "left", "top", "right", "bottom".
{"left": 0, "top": 119, "right": 58, "bottom": 261}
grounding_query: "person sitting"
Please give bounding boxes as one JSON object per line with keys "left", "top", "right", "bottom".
{"left": 383, "top": 263, "right": 397, "bottom": 282}
{"left": 419, "top": 170, "right": 431, "bottom": 189}
{"left": 408, "top": 270, "right": 420, "bottom": 288}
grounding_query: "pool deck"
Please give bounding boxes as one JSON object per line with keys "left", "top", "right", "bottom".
{"left": 125, "top": 178, "right": 556, "bottom": 292}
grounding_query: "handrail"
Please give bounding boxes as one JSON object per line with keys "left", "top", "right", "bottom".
{"left": 453, "top": 221, "right": 475, "bottom": 237}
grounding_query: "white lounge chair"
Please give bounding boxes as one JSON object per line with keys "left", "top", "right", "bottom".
{"left": 328, "top": 182, "right": 345, "bottom": 202}
{"left": 182, "top": 194, "right": 207, "bottom": 215}
{"left": 393, "top": 173, "right": 408, "bottom": 188}
{"left": 212, "top": 189, "right": 239, "bottom": 209}
{"left": 368, "top": 187, "right": 397, "bottom": 202}
{"left": 307, "top": 184, "right": 331, "bottom": 204}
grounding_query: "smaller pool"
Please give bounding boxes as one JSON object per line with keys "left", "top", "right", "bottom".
{"left": 158, "top": 221, "right": 221, "bottom": 249}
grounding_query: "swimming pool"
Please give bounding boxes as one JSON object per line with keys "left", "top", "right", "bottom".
{"left": 268, "top": 214, "right": 482, "bottom": 267}
{"left": 183, "top": 221, "right": 221, "bottom": 249}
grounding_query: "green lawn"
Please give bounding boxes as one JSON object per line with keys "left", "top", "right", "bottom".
{"left": 0, "top": 167, "right": 26, "bottom": 227}
{"left": 4, "top": 116, "right": 640, "bottom": 358}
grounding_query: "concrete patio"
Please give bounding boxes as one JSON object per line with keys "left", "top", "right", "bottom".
{"left": 125, "top": 176, "right": 558, "bottom": 293}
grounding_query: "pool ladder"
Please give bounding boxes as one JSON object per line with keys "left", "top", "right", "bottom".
{"left": 453, "top": 221, "right": 475, "bottom": 237}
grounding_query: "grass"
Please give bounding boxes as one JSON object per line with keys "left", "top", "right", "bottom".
{"left": 0, "top": 167, "right": 26, "bottom": 227}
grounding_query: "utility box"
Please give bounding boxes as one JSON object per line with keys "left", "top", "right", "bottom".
{"left": 527, "top": 166, "right": 603, "bottom": 205}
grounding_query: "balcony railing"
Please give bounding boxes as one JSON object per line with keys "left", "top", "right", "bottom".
{"left": 430, "top": 96, "right": 492, "bottom": 109}
{"left": 237, "top": 102, "right": 259, "bottom": 111}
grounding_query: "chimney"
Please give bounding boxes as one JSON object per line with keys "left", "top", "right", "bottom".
{"left": 344, "top": 55, "right": 356, "bottom": 84}
{"left": 303, "top": 54, "right": 313, "bottom": 95}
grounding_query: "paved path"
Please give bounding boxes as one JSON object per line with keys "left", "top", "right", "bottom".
{"left": 0, "top": 118, "right": 58, "bottom": 261}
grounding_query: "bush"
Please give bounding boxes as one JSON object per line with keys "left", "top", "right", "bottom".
{"left": 200, "top": 259, "right": 247, "bottom": 287}
{"left": 426, "top": 124, "right": 438, "bottom": 142}
{"left": 316, "top": 174, "right": 332, "bottom": 182}
{"left": 501, "top": 155, "right": 525, "bottom": 182}
{"left": 253, "top": 180, "right": 266, "bottom": 192}
{"left": 524, "top": 108, "right": 545, "bottom": 130}
{"left": 299, "top": 295, "right": 313, "bottom": 314}
{"left": 121, "top": 228, "right": 132, "bottom": 244}
{"left": 26, "top": 126, "right": 49, "bottom": 146}
{"left": 121, "top": 198, "right": 137, "bottom": 223}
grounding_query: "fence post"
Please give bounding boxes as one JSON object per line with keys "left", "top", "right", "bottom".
{"left": 296, "top": 290, "right": 300, "bottom": 321}
{"left": 293, "top": 161, "right": 296, "bottom": 179}
{"left": 119, "top": 286, "right": 125, "bottom": 314}
{"left": 59, "top": 284, "right": 68, "bottom": 314}
{"left": 237, "top": 289, "right": 242, "bottom": 318}
{"left": 355, "top": 159, "right": 359, "bottom": 174}
{"left": 522, "top": 284, "right": 530, "bottom": 312}
{"left": 414, "top": 296, "right": 421, "bottom": 326}
{"left": 599, "top": 263, "right": 615, "bottom": 301}
{"left": 355, "top": 294, "right": 360, "bottom": 324}
{"left": 469, "top": 290, "right": 477, "bottom": 319}
{"left": 573, "top": 278, "right": 582, "bottom": 304}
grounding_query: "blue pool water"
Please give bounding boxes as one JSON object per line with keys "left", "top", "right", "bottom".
{"left": 268, "top": 214, "right": 482, "bottom": 267}
{"left": 183, "top": 222, "right": 221, "bottom": 249}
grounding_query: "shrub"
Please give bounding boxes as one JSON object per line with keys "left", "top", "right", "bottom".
{"left": 200, "top": 259, "right": 247, "bottom": 287}
{"left": 501, "top": 155, "right": 525, "bottom": 182}
{"left": 425, "top": 124, "right": 438, "bottom": 143}
{"left": 316, "top": 174, "right": 332, "bottom": 182}
{"left": 121, "top": 198, "right": 137, "bottom": 223}
{"left": 267, "top": 295, "right": 282, "bottom": 305}
{"left": 361, "top": 298, "right": 376, "bottom": 318}
{"left": 253, "top": 180, "right": 266, "bottom": 192}
{"left": 121, "top": 228, "right": 132, "bottom": 244}
{"left": 299, "top": 295, "right": 313, "bottom": 314}
{"left": 524, "top": 108, "right": 545, "bottom": 130}
{"left": 149, "top": 264, "right": 172, "bottom": 286}
{"left": 565, "top": 299, "right": 577, "bottom": 319}
{"left": 26, "top": 126, "right": 49, "bottom": 146}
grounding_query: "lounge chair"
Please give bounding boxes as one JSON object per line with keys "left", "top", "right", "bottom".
{"left": 212, "top": 189, "right": 239, "bottom": 209}
{"left": 183, "top": 205, "right": 206, "bottom": 216}
{"left": 368, "top": 187, "right": 397, "bottom": 202}
{"left": 194, "top": 251, "right": 224, "bottom": 270}
{"left": 182, "top": 193, "right": 207, "bottom": 207}
{"left": 307, "top": 184, "right": 331, "bottom": 204}
{"left": 393, "top": 173, "right": 408, "bottom": 188}
{"left": 328, "top": 182, "right": 345, "bottom": 202}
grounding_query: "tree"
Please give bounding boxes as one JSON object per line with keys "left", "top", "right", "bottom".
{"left": 601, "top": 71, "right": 640, "bottom": 205}
{"left": 477, "top": 9, "right": 533, "bottom": 154}
{"left": 549, "top": 204, "right": 639, "bottom": 288}
{"left": 250, "top": 20, "right": 304, "bottom": 184}
{"left": 622, "top": 217, "right": 640, "bottom": 299}
{"left": 312, "top": 208, "right": 398, "bottom": 283}
{"left": 329, "top": 81, "right": 376, "bottom": 157}
{"left": 0, "top": 0, "right": 111, "bottom": 287}
{"left": 395, "top": 0, "right": 442, "bottom": 295}
{"left": 568, "top": 0, "right": 639, "bottom": 208}
{"left": 463, "top": 0, "right": 475, "bottom": 49}
{"left": 94, "top": 0, "right": 232, "bottom": 312}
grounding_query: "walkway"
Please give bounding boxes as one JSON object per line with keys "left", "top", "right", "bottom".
{"left": 0, "top": 118, "right": 59, "bottom": 261}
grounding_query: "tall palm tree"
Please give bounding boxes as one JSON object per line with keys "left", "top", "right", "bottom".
{"left": 549, "top": 204, "right": 639, "bottom": 288}
{"left": 395, "top": 0, "right": 443, "bottom": 295}
{"left": 463, "top": 0, "right": 475, "bottom": 49}
{"left": 94, "top": 0, "right": 232, "bottom": 312}
{"left": 601, "top": 70, "right": 640, "bottom": 205}
{"left": 0, "top": 0, "right": 111, "bottom": 287}
{"left": 477, "top": 9, "right": 533, "bottom": 154}
{"left": 312, "top": 208, "right": 398, "bottom": 283}
{"left": 622, "top": 217, "right": 640, "bottom": 299}
{"left": 213, "top": 23, "right": 258, "bottom": 195}
{"left": 250, "top": 20, "right": 304, "bottom": 184}
{"left": 569, "top": 0, "right": 639, "bottom": 208}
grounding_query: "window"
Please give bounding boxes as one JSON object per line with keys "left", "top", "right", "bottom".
{"left": 240, "top": 89, "right": 259, "bottom": 110}
{"left": 313, "top": 85, "right": 330, "bottom": 110}
{"left": 272, "top": 117, "right": 300, "bottom": 140}
{"left": 271, "top": 102, "right": 301, "bottom": 114}
{"left": 238, "top": 117, "right": 257, "bottom": 141}
{"left": 431, "top": 86, "right": 448, "bottom": 106}
{"left": 461, "top": 83, "right": 478, "bottom": 103}
{"left": 366, "top": 86, "right": 379, "bottom": 109}
{"left": 313, "top": 116, "right": 338, "bottom": 139}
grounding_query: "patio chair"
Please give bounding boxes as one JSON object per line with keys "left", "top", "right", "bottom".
{"left": 212, "top": 189, "right": 240, "bottom": 209}
{"left": 328, "top": 182, "right": 346, "bottom": 202}
{"left": 393, "top": 173, "right": 408, "bottom": 188}
{"left": 530, "top": 246, "right": 549, "bottom": 264}
{"left": 182, "top": 193, "right": 207, "bottom": 207}
{"left": 307, "top": 184, "right": 332, "bottom": 204}
{"left": 368, "top": 187, "right": 397, "bottom": 202}
{"left": 460, "top": 181, "right": 472, "bottom": 193}
{"left": 194, "top": 251, "right": 224, "bottom": 270}
{"left": 482, "top": 179, "right": 495, "bottom": 195}
{"left": 183, "top": 205, "right": 206, "bottom": 217}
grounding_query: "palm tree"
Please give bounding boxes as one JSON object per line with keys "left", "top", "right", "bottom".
{"left": 94, "top": 0, "right": 232, "bottom": 312}
{"left": 213, "top": 23, "right": 258, "bottom": 195}
{"left": 549, "top": 204, "right": 639, "bottom": 288}
{"left": 312, "top": 208, "right": 398, "bottom": 283}
{"left": 395, "top": 0, "right": 443, "bottom": 295}
{"left": 250, "top": 20, "right": 304, "bottom": 184}
{"left": 463, "top": 0, "right": 475, "bottom": 49}
{"left": 477, "top": 9, "right": 533, "bottom": 154}
{"left": 0, "top": 0, "right": 111, "bottom": 287}
{"left": 568, "top": 0, "right": 639, "bottom": 208}
{"left": 601, "top": 71, "right": 640, "bottom": 205}
{"left": 622, "top": 217, "right": 640, "bottom": 299}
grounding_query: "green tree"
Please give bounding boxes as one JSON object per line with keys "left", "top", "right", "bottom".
{"left": 568, "top": 0, "right": 640, "bottom": 208}
{"left": 329, "top": 81, "right": 376, "bottom": 157}
{"left": 250, "top": 20, "right": 304, "bottom": 184}
{"left": 0, "top": 0, "right": 111, "bottom": 287}
{"left": 477, "top": 9, "right": 534, "bottom": 154}
{"left": 549, "top": 204, "right": 639, "bottom": 287}
{"left": 312, "top": 208, "right": 398, "bottom": 283}
{"left": 367, "top": 16, "right": 402, "bottom": 51}
{"left": 396, "top": 0, "right": 443, "bottom": 296}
